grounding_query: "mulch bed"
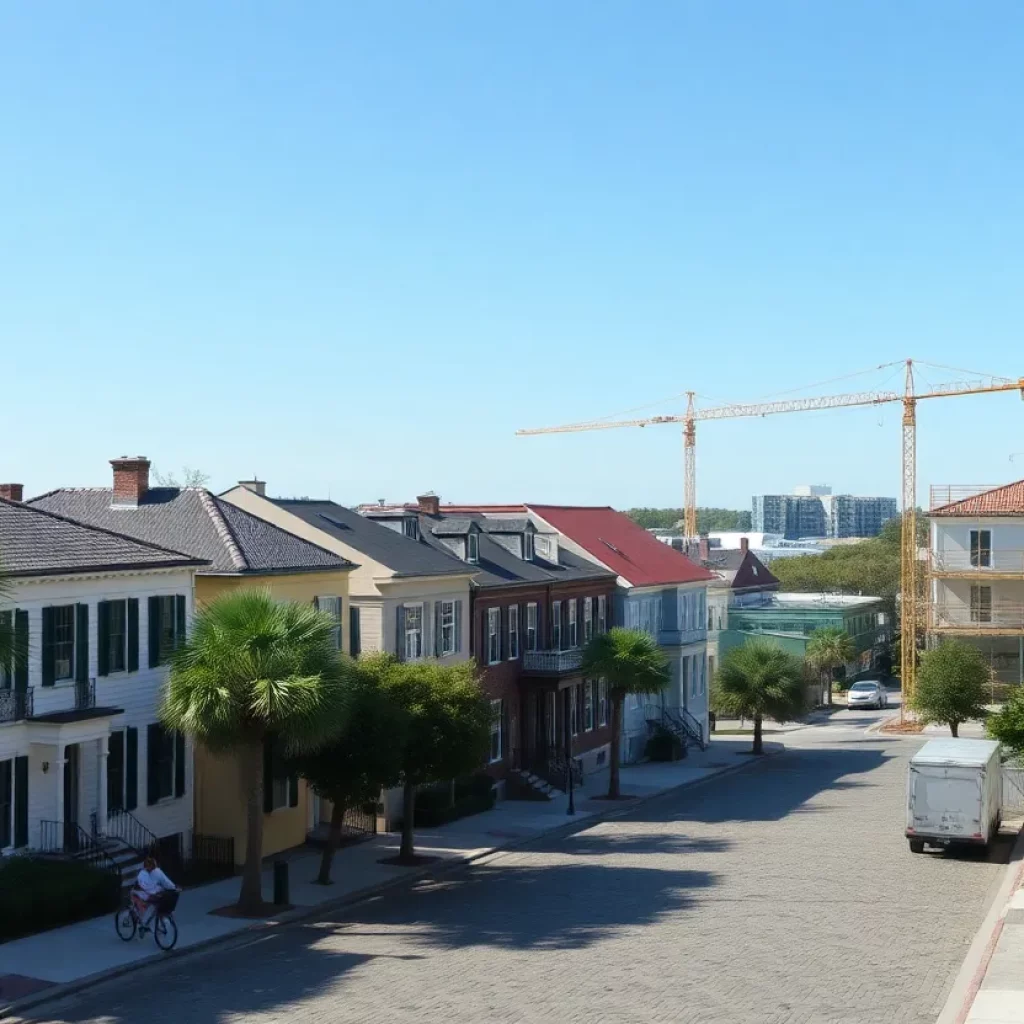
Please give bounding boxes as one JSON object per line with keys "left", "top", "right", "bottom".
{"left": 209, "top": 902, "right": 294, "bottom": 919}
{"left": 880, "top": 718, "right": 925, "bottom": 734}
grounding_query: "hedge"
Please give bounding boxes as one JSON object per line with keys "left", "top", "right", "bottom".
{"left": 0, "top": 856, "right": 121, "bottom": 942}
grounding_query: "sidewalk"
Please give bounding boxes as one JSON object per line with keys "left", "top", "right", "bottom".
{"left": 0, "top": 735, "right": 759, "bottom": 1013}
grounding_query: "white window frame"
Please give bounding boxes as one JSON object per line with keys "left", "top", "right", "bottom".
{"left": 568, "top": 600, "right": 578, "bottom": 648}
{"left": 104, "top": 599, "right": 128, "bottom": 674}
{"left": 584, "top": 682, "right": 594, "bottom": 731}
{"left": 487, "top": 607, "right": 501, "bottom": 665}
{"left": 53, "top": 603, "right": 76, "bottom": 682}
{"left": 467, "top": 532, "right": 479, "bottom": 564}
{"left": 403, "top": 516, "right": 419, "bottom": 540}
{"left": 524, "top": 531, "right": 535, "bottom": 561}
{"left": 583, "top": 597, "right": 593, "bottom": 643}
{"left": 508, "top": 605, "right": 519, "bottom": 660}
{"left": 598, "top": 679, "right": 608, "bottom": 726}
{"left": 552, "top": 600, "right": 562, "bottom": 651}
{"left": 598, "top": 594, "right": 607, "bottom": 634}
{"left": 970, "top": 529, "right": 992, "bottom": 568}
{"left": 489, "top": 699, "right": 503, "bottom": 763}
{"left": 970, "top": 585, "right": 992, "bottom": 624}
{"left": 526, "top": 602, "right": 538, "bottom": 652}
{"left": 440, "top": 600, "right": 456, "bottom": 656}
{"left": 317, "top": 596, "right": 343, "bottom": 651}
{"left": 405, "top": 603, "right": 424, "bottom": 661}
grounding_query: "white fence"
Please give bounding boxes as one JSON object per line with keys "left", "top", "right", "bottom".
{"left": 1003, "top": 767, "right": 1024, "bottom": 813}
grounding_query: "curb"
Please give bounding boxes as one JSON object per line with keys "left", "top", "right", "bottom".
{"left": 0, "top": 745, "right": 780, "bottom": 1021}
{"left": 935, "top": 822, "right": 1024, "bottom": 1024}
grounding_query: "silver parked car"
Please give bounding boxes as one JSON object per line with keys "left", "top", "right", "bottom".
{"left": 847, "top": 679, "right": 888, "bottom": 710}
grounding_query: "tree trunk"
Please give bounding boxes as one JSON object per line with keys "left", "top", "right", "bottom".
{"left": 238, "top": 739, "right": 265, "bottom": 912}
{"left": 608, "top": 695, "right": 623, "bottom": 799}
{"left": 950, "top": 721, "right": 959, "bottom": 738}
{"left": 752, "top": 715, "right": 764, "bottom": 755}
{"left": 317, "top": 800, "right": 346, "bottom": 886}
{"left": 824, "top": 669, "right": 832, "bottom": 707}
{"left": 399, "top": 781, "right": 416, "bottom": 862}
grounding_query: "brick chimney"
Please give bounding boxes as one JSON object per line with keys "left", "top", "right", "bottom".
{"left": 417, "top": 492, "right": 440, "bottom": 515}
{"left": 111, "top": 456, "right": 150, "bottom": 507}
{"left": 238, "top": 479, "right": 266, "bottom": 497}
{"left": 698, "top": 534, "right": 710, "bottom": 562}
{"left": 0, "top": 484, "right": 24, "bottom": 502}
{"left": 740, "top": 536, "right": 749, "bottom": 555}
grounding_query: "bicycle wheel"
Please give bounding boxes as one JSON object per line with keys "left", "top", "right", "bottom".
{"left": 153, "top": 914, "right": 178, "bottom": 951}
{"left": 114, "top": 907, "right": 137, "bottom": 942}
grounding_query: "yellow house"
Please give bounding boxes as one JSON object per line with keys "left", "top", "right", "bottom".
{"left": 31, "top": 458, "right": 355, "bottom": 866}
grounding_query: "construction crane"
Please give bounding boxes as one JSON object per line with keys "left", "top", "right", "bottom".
{"left": 518, "top": 360, "right": 1024, "bottom": 702}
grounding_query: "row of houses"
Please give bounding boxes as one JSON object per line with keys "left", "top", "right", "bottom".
{"left": 0, "top": 458, "right": 715, "bottom": 867}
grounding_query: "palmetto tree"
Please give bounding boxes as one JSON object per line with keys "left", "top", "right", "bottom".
{"left": 805, "top": 626, "right": 856, "bottom": 707}
{"left": 580, "top": 628, "right": 671, "bottom": 799}
{"left": 162, "top": 589, "right": 347, "bottom": 911}
{"left": 711, "top": 640, "right": 807, "bottom": 754}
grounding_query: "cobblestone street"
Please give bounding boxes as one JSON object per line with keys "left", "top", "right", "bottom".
{"left": 17, "top": 723, "right": 1012, "bottom": 1024}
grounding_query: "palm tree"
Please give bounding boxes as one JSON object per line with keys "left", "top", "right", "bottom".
{"left": 162, "top": 589, "right": 347, "bottom": 912}
{"left": 580, "top": 628, "right": 671, "bottom": 799}
{"left": 711, "top": 640, "right": 807, "bottom": 754}
{"left": 805, "top": 626, "right": 855, "bottom": 707}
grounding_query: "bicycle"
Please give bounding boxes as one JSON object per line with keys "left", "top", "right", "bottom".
{"left": 114, "top": 889, "right": 180, "bottom": 951}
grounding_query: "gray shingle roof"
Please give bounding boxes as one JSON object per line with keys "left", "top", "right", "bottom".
{"left": 0, "top": 497, "right": 207, "bottom": 578}
{"left": 263, "top": 499, "right": 471, "bottom": 578}
{"left": 480, "top": 518, "right": 534, "bottom": 534}
{"left": 429, "top": 519, "right": 476, "bottom": 538}
{"left": 28, "top": 489, "right": 352, "bottom": 575}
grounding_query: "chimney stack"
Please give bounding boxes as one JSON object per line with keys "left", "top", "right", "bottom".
{"left": 740, "top": 536, "right": 749, "bottom": 555}
{"left": 417, "top": 492, "right": 440, "bottom": 515}
{"left": 111, "top": 456, "right": 150, "bottom": 507}
{"left": 698, "top": 534, "right": 710, "bottom": 563}
{"left": 0, "top": 484, "right": 24, "bottom": 502}
{"left": 238, "top": 479, "right": 266, "bottom": 497}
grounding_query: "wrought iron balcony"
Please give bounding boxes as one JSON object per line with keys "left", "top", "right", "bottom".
{"left": 0, "top": 688, "right": 33, "bottom": 723}
{"left": 522, "top": 648, "right": 584, "bottom": 675}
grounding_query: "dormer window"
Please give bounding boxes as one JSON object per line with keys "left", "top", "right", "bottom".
{"left": 467, "top": 531, "right": 479, "bottom": 563}
{"left": 524, "top": 531, "right": 535, "bottom": 561}
{"left": 403, "top": 517, "right": 420, "bottom": 541}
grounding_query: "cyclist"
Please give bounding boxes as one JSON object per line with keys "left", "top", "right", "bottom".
{"left": 131, "top": 855, "right": 179, "bottom": 934}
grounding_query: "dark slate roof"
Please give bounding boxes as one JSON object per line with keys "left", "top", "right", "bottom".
{"left": 429, "top": 519, "right": 476, "bottom": 537}
{"left": 262, "top": 499, "right": 471, "bottom": 578}
{"left": 28, "top": 489, "right": 352, "bottom": 576}
{"left": 480, "top": 518, "right": 534, "bottom": 534}
{"left": 0, "top": 498, "right": 207, "bottom": 578}
{"left": 416, "top": 512, "right": 614, "bottom": 590}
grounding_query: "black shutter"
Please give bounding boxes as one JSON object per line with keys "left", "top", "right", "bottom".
{"left": 148, "top": 596, "right": 162, "bottom": 668}
{"left": 125, "top": 727, "right": 138, "bottom": 810}
{"left": 349, "top": 605, "right": 361, "bottom": 657}
{"left": 288, "top": 773, "right": 299, "bottom": 808}
{"left": 108, "top": 730, "right": 124, "bottom": 813}
{"left": 174, "top": 731, "right": 186, "bottom": 798}
{"left": 14, "top": 609, "right": 28, "bottom": 693}
{"left": 14, "top": 755, "right": 28, "bottom": 848}
{"left": 127, "top": 599, "right": 139, "bottom": 673}
{"left": 395, "top": 606, "right": 406, "bottom": 662}
{"left": 41, "top": 607, "right": 56, "bottom": 687}
{"left": 455, "top": 600, "right": 463, "bottom": 655}
{"left": 0, "top": 610, "right": 10, "bottom": 679}
{"left": 75, "top": 604, "right": 89, "bottom": 685}
{"left": 147, "top": 724, "right": 161, "bottom": 805}
{"left": 175, "top": 595, "right": 186, "bottom": 649}
{"left": 263, "top": 737, "right": 274, "bottom": 813}
{"left": 97, "top": 602, "right": 111, "bottom": 677}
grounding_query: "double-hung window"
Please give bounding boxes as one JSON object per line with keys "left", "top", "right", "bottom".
{"left": 489, "top": 699, "right": 503, "bottom": 763}
{"left": 405, "top": 605, "right": 423, "bottom": 661}
{"left": 524, "top": 532, "right": 535, "bottom": 561}
{"left": 971, "top": 585, "right": 992, "bottom": 624}
{"left": 583, "top": 597, "right": 593, "bottom": 643}
{"left": 53, "top": 605, "right": 75, "bottom": 681}
{"left": 970, "top": 530, "right": 992, "bottom": 569}
{"left": 103, "top": 600, "right": 128, "bottom": 673}
{"left": 568, "top": 600, "right": 577, "bottom": 648}
{"left": 508, "top": 606, "right": 519, "bottom": 660}
{"left": 440, "top": 601, "right": 456, "bottom": 656}
{"left": 316, "top": 597, "right": 343, "bottom": 651}
{"left": 526, "top": 602, "right": 538, "bottom": 651}
{"left": 152, "top": 725, "right": 176, "bottom": 802}
{"left": 467, "top": 532, "right": 479, "bottom": 564}
{"left": 584, "top": 682, "right": 594, "bottom": 731}
{"left": 551, "top": 601, "right": 562, "bottom": 651}
{"left": 487, "top": 607, "right": 501, "bottom": 664}
{"left": 598, "top": 594, "right": 607, "bottom": 634}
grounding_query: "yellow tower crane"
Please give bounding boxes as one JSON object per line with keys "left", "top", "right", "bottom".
{"left": 518, "top": 360, "right": 1024, "bottom": 702}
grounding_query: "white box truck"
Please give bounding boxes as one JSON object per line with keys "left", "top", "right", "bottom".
{"left": 906, "top": 738, "right": 1002, "bottom": 853}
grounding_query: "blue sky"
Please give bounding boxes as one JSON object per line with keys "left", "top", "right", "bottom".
{"left": 3, "top": 2, "right": 1022, "bottom": 510}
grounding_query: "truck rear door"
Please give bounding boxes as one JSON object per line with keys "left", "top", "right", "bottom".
{"left": 910, "top": 766, "right": 983, "bottom": 838}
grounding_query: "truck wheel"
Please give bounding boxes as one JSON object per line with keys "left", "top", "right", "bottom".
{"left": 909, "top": 839, "right": 925, "bottom": 854}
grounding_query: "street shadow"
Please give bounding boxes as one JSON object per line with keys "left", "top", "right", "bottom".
{"left": 530, "top": 831, "right": 732, "bottom": 857}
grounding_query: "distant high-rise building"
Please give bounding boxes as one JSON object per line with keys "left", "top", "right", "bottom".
{"left": 752, "top": 486, "right": 898, "bottom": 540}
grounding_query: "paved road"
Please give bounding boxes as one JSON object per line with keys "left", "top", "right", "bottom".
{"left": 18, "top": 710, "right": 1012, "bottom": 1024}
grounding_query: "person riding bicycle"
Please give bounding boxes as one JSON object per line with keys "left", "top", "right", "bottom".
{"left": 131, "top": 856, "right": 179, "bottom": 932}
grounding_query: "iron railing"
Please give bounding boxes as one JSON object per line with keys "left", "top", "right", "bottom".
{"left": 159, "top": 832, "right": 236, "bottom": 887}
{"left": 0, "top": 687, "right": 32, "bottom": 723}
{"left": 75, "top": 678, "right": 96, "bottom": 710}
{"left": 105, "top": 808, "right": 158, "bottom": 855}
{"left": 929, "top": 485, "right": 1001, "bottom": 511}
{"left": 528, "top": 750, "right": 582, "bottom": 790}
{"left": 521, "top": 649, "right": 583, "bottom": 674}
{"left": 644, "top": 704, "right": 705, "bottom": 750}
{"left": 37, "top": 820, "right": 122, "bottom": 879}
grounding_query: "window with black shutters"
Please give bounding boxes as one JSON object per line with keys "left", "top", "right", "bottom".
{"left": 53, "top": 605, "right": 75, "bottom": 681}
{"left": 104, "top": 601, "right": 127, "bottom": 673}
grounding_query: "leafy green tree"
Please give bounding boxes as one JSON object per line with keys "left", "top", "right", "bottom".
{"left": 711, "top": 640, "right": 807, "bottom": 754}
{"left": 287, "top": 664, "right": 407, "bottom": 884}
{"left": 580, "top": 628, "right": 671, "bottom": 798}
{"left": 162, "top": 589, "right": 346, "bottom": 911}
{"left": 987, "top": 688, "right": 1024, "bottom": 762}
{"left": 912, "top": 640, "right": 989, "bottom": 737}
{"left": 374, "top": 655, "right": 492, "bottom": 864}
{"left": 805, "top": 626, "right": 856, "bottom": 707}
{"left": 625, "top": 507, "right": 752, "bottom": 532}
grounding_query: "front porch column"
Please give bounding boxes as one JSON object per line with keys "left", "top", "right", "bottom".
{"left": 54, "top": 742, "right": 66, "bottom": 826}
{"left": 97, "top": 736, "right": 109, "bottom": 835}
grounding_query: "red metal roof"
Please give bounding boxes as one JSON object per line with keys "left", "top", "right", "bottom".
{"left": 527, "top": 505, "right": 714, "bottom": 587}
{"left": 931, "top": 480, "right": 1024, "bottom": 517}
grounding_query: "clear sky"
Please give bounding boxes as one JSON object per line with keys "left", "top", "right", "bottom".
{"left": 3, "top": 2, "right": 1023, "bottom": 510}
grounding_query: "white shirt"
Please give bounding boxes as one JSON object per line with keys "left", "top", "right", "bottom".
{"left": 135, "top": 866, "right": 175, "bottom": 896}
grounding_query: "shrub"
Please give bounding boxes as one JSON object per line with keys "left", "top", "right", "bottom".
{"left": 988, "top": 688, "right": 1024, "bottom": 762}
{"left": 0, "top": 856, "right": 120, "bottom": 941}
